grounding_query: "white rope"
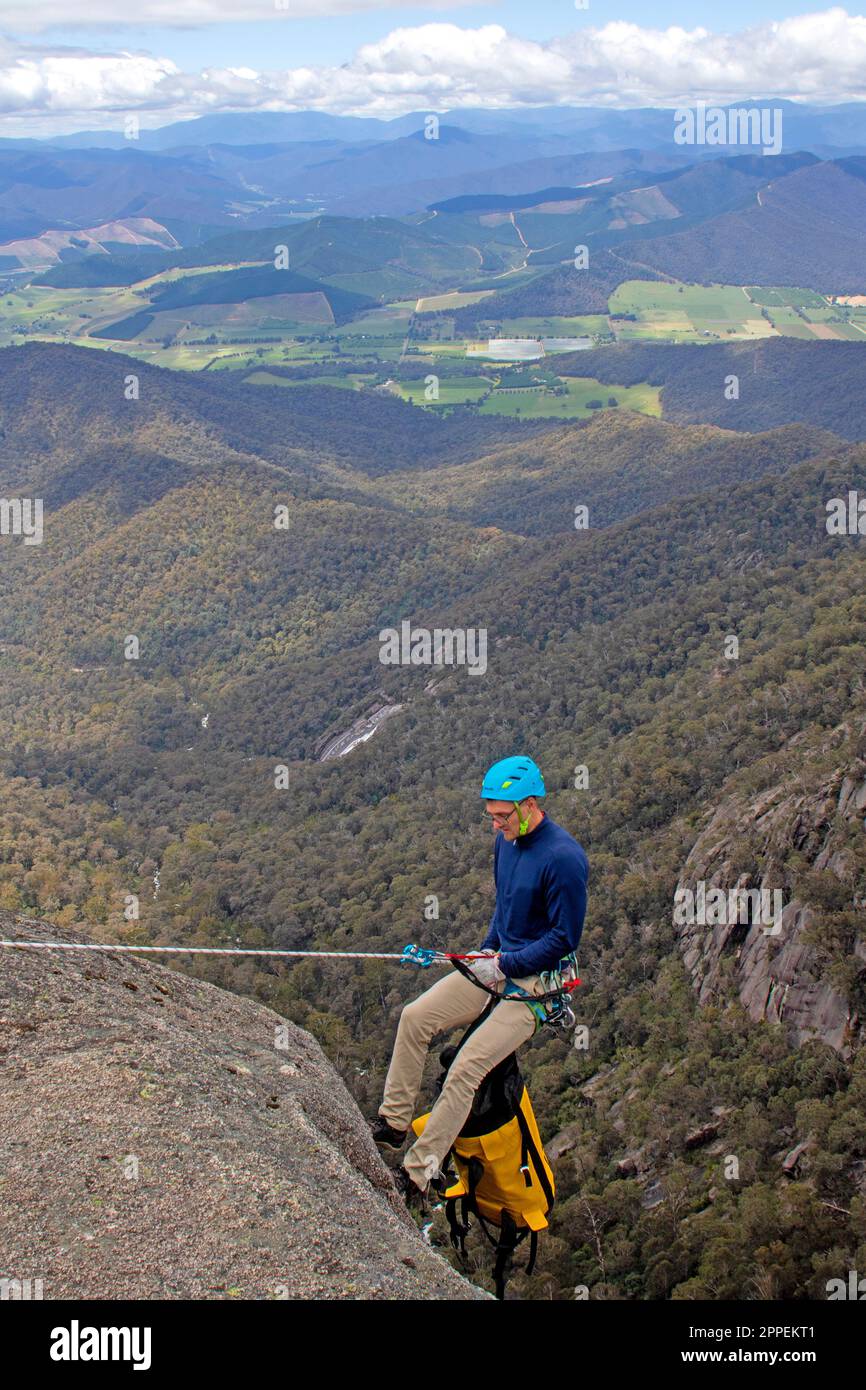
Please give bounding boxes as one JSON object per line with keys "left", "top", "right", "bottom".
{"left": 0, "top": 940, "right": 441, "bottom": 960}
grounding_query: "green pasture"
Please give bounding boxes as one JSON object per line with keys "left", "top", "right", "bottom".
{"left": 477, "top": 375, "right": 660, "bottom": 419}
{"left": 244, "top": 370, "right": 375, "bottom": 389}
{"left": 610, "top": 281, "right": 774, "bottom": 342}
{"left": 496, "top": 315, "right": 609, "bottom": 337}
{"left": 287, "top": 369, "right": 663, "bottom": 418}
{"left": 395, "top": 375, "right": 493, "bottom": 406}
{"left": 744, "top": 286, "right": 827, "bottom": 308}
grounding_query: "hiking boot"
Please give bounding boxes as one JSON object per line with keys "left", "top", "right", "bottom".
{"left": 369, "top": 1115, "right": 408, "bottom": 1150}
{"left": 392, "top": 1164, "right": 427, "bottom": 1210}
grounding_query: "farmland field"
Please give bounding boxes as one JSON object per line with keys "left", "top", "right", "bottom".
{"left": 477, "top": 375, "right": 661, "bottom": 419}
{"left": 610, "top": 282, "right": 772, "bottom": 342}
{"left": 196, "top": 342, "right": 349, "bottom": 370}
{"left": 743, "top": 286, "right": 866, "bottom": 339}
{"left": 815, "top": 319, "right": 866, "bottom": 340}
{"left": 393, "top": 372, "right": 660, "bottom": 419}
{"left": 245, "top": 370, "right": 376, "bottom": 390}
{"left": 0, "top": 284, "right": 148, "bottom": 342}
{"left": 415, "top": 290, "right": 494, "bottom": 311}
{"left": 609, "top": 281, "right": 866, "bottom": 344}
{"left": 745, "top": 287, "right": 827, "bottom": 308}
{"left": 496, "top": 314, "right": 610, "bottom": 338}
{"left": 393, "top": 374, "right": 493, "bottom": 406}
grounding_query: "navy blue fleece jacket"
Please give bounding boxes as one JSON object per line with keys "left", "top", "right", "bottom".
{"left": 480, "top": 814, "right": 588, "bottom": 977}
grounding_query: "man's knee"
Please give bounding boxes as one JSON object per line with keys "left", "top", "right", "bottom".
{"left": 397, "top": 994, "right": 433, "bottom": 1040}
{"left": 441, "top": 1044, "right": 494, "bottom": 1098}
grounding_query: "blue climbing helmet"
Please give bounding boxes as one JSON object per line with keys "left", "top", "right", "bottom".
{"left": 480, "top": 756, "right": 546, "bottom": 804}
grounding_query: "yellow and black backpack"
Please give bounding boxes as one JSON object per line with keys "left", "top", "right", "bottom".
{"left": 411, "top": 997, "right": 555, "bottom": 1299}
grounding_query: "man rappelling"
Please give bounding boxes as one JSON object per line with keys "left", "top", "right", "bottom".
{"left": 370, "top": 755, "right": 589, "bottom": 1206}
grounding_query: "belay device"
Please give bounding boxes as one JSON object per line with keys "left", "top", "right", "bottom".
{"left": 410, "top": 997, "right": 557, "bottom": 1300}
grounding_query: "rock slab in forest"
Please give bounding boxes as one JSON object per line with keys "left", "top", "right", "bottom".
{"left": 0, "top": 911, "right": 489, "bottom": 1300}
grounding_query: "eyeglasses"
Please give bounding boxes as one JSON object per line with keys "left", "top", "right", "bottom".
{"left": 484, "top": 806, "right": 519, "bottom": 824}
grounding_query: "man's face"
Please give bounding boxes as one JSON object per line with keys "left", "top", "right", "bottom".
{"left": 485, "top": 799, "right": 531, "bottom": 842}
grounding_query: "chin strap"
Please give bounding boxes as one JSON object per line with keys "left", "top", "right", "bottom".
{"left": 515, "top": 800, "right": 531, "bottom": 835}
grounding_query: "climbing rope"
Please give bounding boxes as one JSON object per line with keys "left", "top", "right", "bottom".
{"left": 0, "top": 941, "right": 414, "bottom": 959}
{"left": 0, "top": 938, "right": 581, "bottom": 1027}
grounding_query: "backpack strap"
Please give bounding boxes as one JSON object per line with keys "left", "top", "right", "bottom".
{"left": 492, "top": 1210, "right": 527, "bottom": 1301}
{"left": 464, "top": 1156, "right": 500, "bottom": 1253}
{"left": 446, "top": 1198, "right": 470, "bottom": 1257}
{"left": 514, "top": 1102, "right": 555, "bottom": 1209}
{"left": 519, "top": 1120, "right": 531, "bottom": 1187}
{"left": 458, "top": 1153, "right": 541, "bottom": 1298}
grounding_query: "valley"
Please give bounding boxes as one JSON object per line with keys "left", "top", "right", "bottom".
{"left": 2, "top": 86, "right": 866, "bottom": 1310}
{"left": 3, "top": 253, "right": 863, "bottom": 427}
{"left": 1, "top": 147, "right": 864, "bottom": 431}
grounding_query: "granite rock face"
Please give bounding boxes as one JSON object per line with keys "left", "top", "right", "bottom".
{"left": 675, "top": 752, "right": 865, "bottom": 1056}
{"left": 0, "top": 912, "right": 489, "bottom": 1301}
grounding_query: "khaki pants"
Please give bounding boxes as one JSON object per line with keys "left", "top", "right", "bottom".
{"left": 379, "top": 966, "right": 544, "bottom": 1190}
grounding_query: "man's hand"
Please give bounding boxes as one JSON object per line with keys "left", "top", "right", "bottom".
{"left": 469, "top": 949, "right": 505, "bottom": 986}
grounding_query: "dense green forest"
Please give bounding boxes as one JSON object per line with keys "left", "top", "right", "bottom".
{"left": 451, "top": 252, "right": 662, "bottom": 329}
{"left": 33, "top": 215, "right": 481, "bottom": 292}
{"left": 615, "top": 159, "right": 866, "bottom": 291}
{"left": 367, "top": 413, "right": 843, "bottom": 535}
{"left": 1, "top": 341, "right": 864, "bottom": 1299}
{"left": 552, "top": 339, "right": 866, "bottom": 442}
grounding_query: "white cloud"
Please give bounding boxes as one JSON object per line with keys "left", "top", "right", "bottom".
{"left": 550, "top": 9, "right": 866, "bottom": 104}
{"left": 2, "top": 10, "right": 866, "bottom": 130}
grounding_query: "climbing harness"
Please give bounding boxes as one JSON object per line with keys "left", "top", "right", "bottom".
{"left": 505, "top": 954, "right": 580, "bottom": 1033}
{"left": 440, "top": 949, "right": 581, "bottom": 1034}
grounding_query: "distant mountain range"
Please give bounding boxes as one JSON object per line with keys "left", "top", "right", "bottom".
{"left": 4, "top": 144, "right": 866, "bottom": 309}
{"left": 6, "top": 100, "right": 866, "bottom": 243}
{"left": 19, "top": 101, "right": 866, "bottom": 155}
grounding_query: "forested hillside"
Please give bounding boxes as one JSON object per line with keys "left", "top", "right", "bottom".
{"left": 450, "top": 251, "right": 663, "bottom": 328}
{"left": 617, "top": 160, "right": 866, "bottom": 291}
{"left": 366, "top": 413, "right": 843, "bottom": 534}
{"left": 1, "top": 342, "right": 864, "bottom": 1299}
{"left": 0, "top": 343, "right": 555, "bottom": 489}
{"left": 553, "top": 339, "right": 866, "bottom": 442}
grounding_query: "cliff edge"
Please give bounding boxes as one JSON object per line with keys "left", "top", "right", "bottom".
{"left": 0, "top": 912, "right": 489, "bottom": 1300}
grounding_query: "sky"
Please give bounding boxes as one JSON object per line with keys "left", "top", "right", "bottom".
{"left": 0, "top": 2, "right": 865, "bottom": 135}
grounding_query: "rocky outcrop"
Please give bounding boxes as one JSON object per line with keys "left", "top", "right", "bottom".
{"left": 0, "top": 912, "right": 489, "bottom": 1300}
{"left": 675, "top": 748, "right": 865, "bottom": 1055}
{"left": 315, "top": 694, "right": 403, "bottom": 761}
